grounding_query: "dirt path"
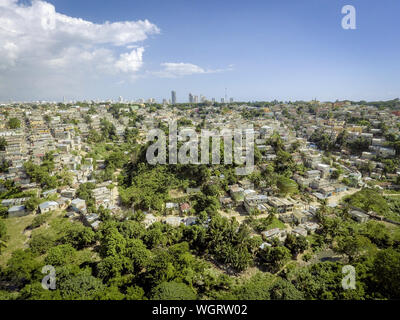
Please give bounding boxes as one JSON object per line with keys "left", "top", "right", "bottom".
{"left": 326, "top": 188, "right": 361, "bottom": 205}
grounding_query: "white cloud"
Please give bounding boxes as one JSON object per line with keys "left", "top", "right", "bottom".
{"left": 152, "top": 62, "right": 233, "bottom": 78}
{"left": 115, "top": 47, "right": 145, "bottom": 73}
{"left": 0, "top": 0, "right": 160, "bottom": 100}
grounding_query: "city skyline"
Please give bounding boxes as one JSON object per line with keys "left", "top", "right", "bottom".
{"left": 0, "top": 0, "right": 399, "bottom": 102}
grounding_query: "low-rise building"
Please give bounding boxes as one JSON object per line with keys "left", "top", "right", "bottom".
{"left": 349, "top": 210, "right": 369, "bottom": 223}
{"left": 8, "top": 205, "right": 27, "bottom": 217}
{"left": 291, "top": 226, "right": 308, "bottom": 237}
{"left": 219, "top": 196, "right": 234, "bottom": 209}
{"left": 180, "top": 203, "right": 191, "bottom": 214}
{"left": 143, "top": 213, "right": 157, "bottom": 228}
{"left": 70, "top": 198, "right": 87, "bottom": 214}
{"left": 300, "top": 222, "right": 320, "bottom": 233}
{"left": 261, "top": 228, "right": 287, "bottom": 242}
{"left": 244, "top": 194, "right": 269, "bottom": 214}
{"left": 60, "top": 188, "right": 76, "bottom": 199}
{"left": 39, "top": 201, "right": 58, "bottom": 214}
{"left": 268, "top": 197, "right": 294, "bottom": 213}
{"left": 164, "top": 216, "right": 182, "bottom": 227}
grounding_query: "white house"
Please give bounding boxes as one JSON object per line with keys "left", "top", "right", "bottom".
{"left": 39, "top": 201, "right": 59, "bottom": 214}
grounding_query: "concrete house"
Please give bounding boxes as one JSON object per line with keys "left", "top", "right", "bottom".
{"left": 39, "top": 201, "right": 59, "bottom": 214}
{"left": 165, "top": 202, "right": 179, "bottom": 214}
{"left": 70, "top": 198, "right": 87, "bottom": 214}
{"left": 143, "top": 213, "right": 157, "bottom": 228}
{"left": 8, "top": 205, "right": 27, "bottom": 217}
{"left": 229, "top": 185, "right": 244, "bottom": 202}
{"left": 300, "top": 222, "right": 320, "bottom": 233}
{"left": 291, "top": 226, "right": 308, "bottom": 237}
{"left": 268, "top": 197, "right": 294, "bottom": 214}
{"left": 92, "top": 186, "right": 112, "bottom": 209}
{"left": 244, "top": 194, "right": 269, "bottom": 214}
{"left": 305, "top": 170, "right": 321, "bottom": 179}
{"left": 219, "top": 196, "right": 234, "bottom": 209}
{"left": 349, "top": 210, "right": 369, "bottom": 223}
{"left": 184, "top": 217, "right": 198, "bottom": 226}
{"left": 261, "top": 228, "right": 287, "bottom": 242}
{"left": 60, "top": 188, "right": 76, "bottom": 199}
{"left": 165, "top": 216, "right": 182, "bottom": 227}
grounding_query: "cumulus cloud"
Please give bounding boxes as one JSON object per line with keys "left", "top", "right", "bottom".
{"left": 115, "top": 47, "right": 145, "bottom": 73}
{"left": 0, "top": 0, "right": 160, "bottom": 100}
{"left": 152, "top": 62, "right": 233, "bottom": 78}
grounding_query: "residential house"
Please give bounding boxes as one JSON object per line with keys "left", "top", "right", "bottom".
{"left": 165, "top": 202, "right": 179, "bottom": 214}
{"left": 244, "top": 194, "right": 269, "bottom": 214}
{"left": 143, "top": 213, "right": 157, "bottom": 228}
{"left": 229, "top": 185, "right": 244, "bottom": 202}
{"left": 39, "top": 201, "right": 58, "bottom": 214}
{"left": 268, "top": 197, "right": 294, "bottom": 213}
{"left": 180, "top": 203, "right": 191, "bottom": 215}
{"left": 291, "top": 226, "right": 308, "bottom": 237}
{"left": 300, "top": 222, "right": 320, "bottom": 233}
{"left": 70, "top": 198, "right": 87, "bottom": 214}
{"left": 184, "top": 217, "right": 198, "bottom": 226}
{"left": 219, "top": 196, "right": 234, "bottom": 209}
{"left": 349, "top": 210, "right": 369, "bottom": 223}
{"left": 8, "top": 205, "right": 27, "bottom": 217}
{"left": 165, "top": 216, "right": 182, "bottom": 227}
{"left": 261, "top": 228, "right": 287, "bottom": 242}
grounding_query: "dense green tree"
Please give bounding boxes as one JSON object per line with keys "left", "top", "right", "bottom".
{"left": 29, "top": 234, "right": 55, "bottom": 256}
{"left": 343, "top": 189, "right": 390, "bottom": 217}
{"left": 58, "top": 269, "right": 105, "bottom": 300}
{"left": 284, "top": 234, "right": 308, "bottom": 257}
{"left": 371, "top": 248, "right": 400, "bottom": 299}
{"left": 336, "top": 235, "right": 375, "bottom": 262}
{"left": 45, "top": 244, "right": 77, "bottom": 266}
{"left": 7, "top": 118, "right": 21, "bottom": 129}
{"left": 269, "top": 278, "right": 305, "bottom": 300}
{"left": 18, "top": 282, "right": 60, "bottom": 300}
{"left": 25, "top": 196, "right": 41, "bottom": 212}
{"left": 100, "top": 118, "right": 117, "bottom": 141}
{"left": 151, "top": 281, "right": 197, "bottom": 300}
{"left": 96, "top": 255, "right": 131, "bottom": 281}
{"left": 144, "top": 250, "right": 176, "bottom": 288}
{"left": 126, "top": 285, "right": 146, "bottom": 300}
{"left": 125, "top": 238, "right": 151, "bottom": 271}
{"left": 258, "top": 246, "right": 291, "bottom": 273}
{"left": 5, "top": 249, "right": 41, "bottom": 287}
{"left": 60, "top": 224, "right": 96, "bottom": 249}
{"left": 231, "top": 273, "right": 275, "bottom": 300}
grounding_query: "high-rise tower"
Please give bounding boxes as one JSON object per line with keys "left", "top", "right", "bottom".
{"left": 171, "top": 91, "right": 177, "bottom": 104}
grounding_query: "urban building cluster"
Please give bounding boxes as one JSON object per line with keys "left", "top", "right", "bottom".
{"left": 1, "top": 99, "right": 398, "bottom": 240}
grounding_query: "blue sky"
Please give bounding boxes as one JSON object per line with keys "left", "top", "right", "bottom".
{"left": 1, "top": 0, "right": 399, "bottom": 102}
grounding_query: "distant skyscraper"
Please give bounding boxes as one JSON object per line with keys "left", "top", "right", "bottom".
{"left": 189, "top": 93, "right": 194, "bottom": 103}
{"left": 212, "top": 98, "right": 215, "bottom": 103}
{"left": 230, "top": 98, "right": 234, "bottom": 103}
{"left": 171, "top": 91, "right": 177, "bottom": 104}
{"left": 221, "top": 98, "right": 225, "bottom": 103}
{"left": 194, "top": 95, "right": 198, "bottom": 103}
